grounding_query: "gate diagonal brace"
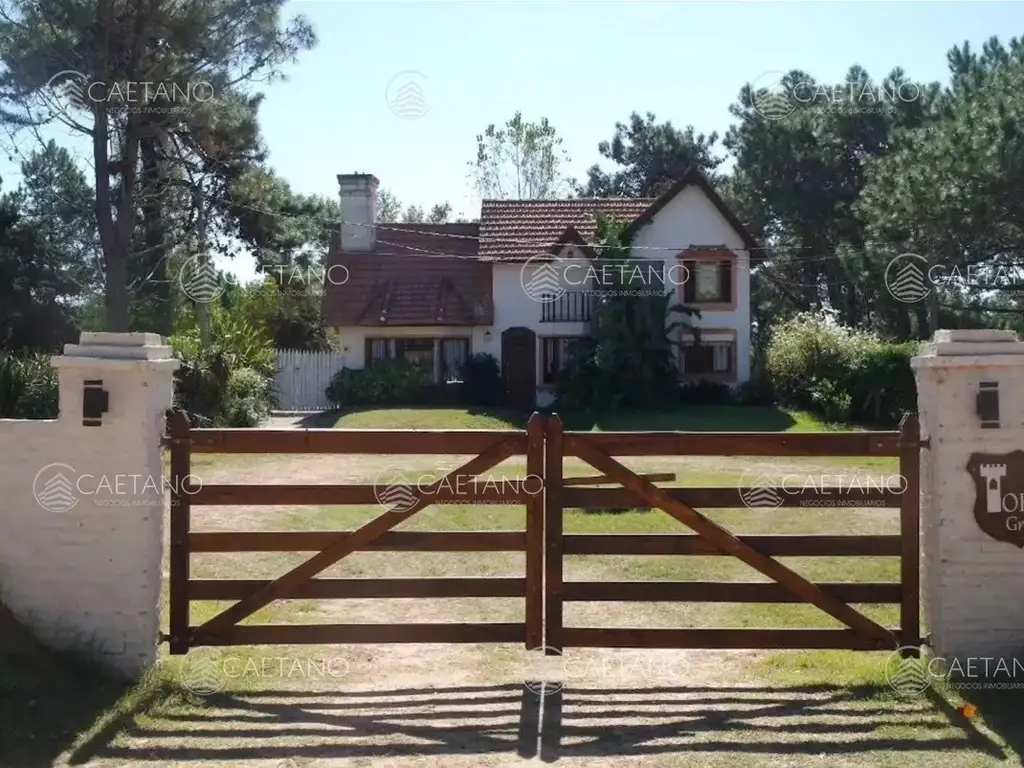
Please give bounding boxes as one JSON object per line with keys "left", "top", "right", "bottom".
{"left": 191, "top": 435, "right": 523, "bottom": 643}
{"left": 566, "top": 435, "right": 895, "bottom": 647}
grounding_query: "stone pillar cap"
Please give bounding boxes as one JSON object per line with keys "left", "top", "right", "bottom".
{"left": 54, "top": 332, "right": 177, "bottom": 365}
{"left": 913, "top": 328, "right": 1024, "bottom": 367}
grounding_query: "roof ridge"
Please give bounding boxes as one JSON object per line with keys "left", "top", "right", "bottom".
{"left": 481, "top": 198, "right": 656, "bottom": 204}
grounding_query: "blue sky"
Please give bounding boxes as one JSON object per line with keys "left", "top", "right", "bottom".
{"left": 3, "top": 1, "right": 1023, "bottom": 282}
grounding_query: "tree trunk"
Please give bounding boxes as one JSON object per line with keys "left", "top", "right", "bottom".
{"left": 138, "top": 134, "right": 172, "bottom": 335}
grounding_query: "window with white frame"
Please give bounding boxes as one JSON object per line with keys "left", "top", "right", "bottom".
{"left": 679, "top": 335, "right": 734, "bottom": 375}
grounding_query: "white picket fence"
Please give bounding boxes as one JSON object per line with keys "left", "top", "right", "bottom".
{"left": 274, "top": 349, "right": 347, "bottom": 411}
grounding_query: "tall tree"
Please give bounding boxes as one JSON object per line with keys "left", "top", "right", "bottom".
{"left": 0, "top": 184, "right": 79, "bottom": 350}
{"left": 17, "top": 139, "right": 100, "bottom": 295}
{"left": 0, "top": 0, "right": 316, "bottom": 331}
{"left": 468, "top": 111, "right": 570, "bottom": 199}
{"left": 580, "top": 112, "right": 723, "bottom": 198}
{"left": 725, "top": 65, "right": 938, "bottom": 337}
{"left": 858, "top": 37, "right": 1024, "bottom": 337}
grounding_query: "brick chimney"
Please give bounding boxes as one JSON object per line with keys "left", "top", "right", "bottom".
{"left": 337, "top": 173, "right": 379, "bottom": 252}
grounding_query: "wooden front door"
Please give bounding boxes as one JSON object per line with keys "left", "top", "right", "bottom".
{"left": 502, "top": 327, "right": 537, "bottom": 408}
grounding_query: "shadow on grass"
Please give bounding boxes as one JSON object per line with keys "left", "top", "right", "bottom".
{"left": 946, "top": 686, "right": 1024, "bottom": 760}
{"left": 0, "top": 648, "right": 172, "bottom": 768}
{"left": 64, "top": 681, "right": 1014, "bottom": 764}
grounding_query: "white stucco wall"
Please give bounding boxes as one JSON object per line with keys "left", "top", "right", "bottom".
{"left": 0, "top": 333, "right": 177, "bottom": 680}
{"left": 912, "top": 330, "right": 1024, "bottom": 664}
{"left": 629, "top": 184, "right": 752, "bottom": 383}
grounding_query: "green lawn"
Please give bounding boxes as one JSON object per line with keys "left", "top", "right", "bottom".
{"left": 331, "top": 404, "right": 857, "bottom": 433}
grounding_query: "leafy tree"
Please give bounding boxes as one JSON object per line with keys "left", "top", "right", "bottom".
{"left": 0, "top": 0, "right": 316, "bottom": 331}
{"left": 376, "top": 188, "right": 454, "bottom": 223}
{"left": 468, "top": 111, "right": 570, "bottom": 199}
{"left": 580, "top": 112, "right": 723, "bottom": 197}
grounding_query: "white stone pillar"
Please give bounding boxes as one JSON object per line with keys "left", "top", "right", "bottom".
{"left": 911, "top": 329, "right": 1024, "bottom": 664}
{"left": 0, "top": 332, "right": 178, "bottom": 679}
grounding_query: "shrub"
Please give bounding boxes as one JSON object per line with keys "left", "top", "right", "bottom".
{"left": 460, "top": 353, "right": 501, "bottom": 406}
{"left": 171, "top": 347, "right": 231, "bottom": 425}
{"left": 0, "top": 353, "right": 58, "bottom": 419}
{"left": 325, "top": 360, "right": 430, "bottom": 407}
{"left": 221, "top": 367, "right": 275, "bottom": 427}
{"left": 765, "top": 312, "right": 918, "bottom": 426}
{"left": 678, "top": 380, "right": 735, "bottom": 406}
{"left": 169, "top": 314, "right": 276, "bottom": 425}
{"left": 735, "top": 374, "right": 777, "bottom": 406}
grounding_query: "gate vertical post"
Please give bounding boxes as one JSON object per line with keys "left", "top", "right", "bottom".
{"left": 524, "top": 412, "right": 545, "bottom": 649}
{"left": 898, "top": 412, "right": 921, "bottom": 653}
{"left": 545, "top": 414, "right": 564, "bottom": 654}
{"left": 168, "top": 410, "right": 192, "bottom": 655}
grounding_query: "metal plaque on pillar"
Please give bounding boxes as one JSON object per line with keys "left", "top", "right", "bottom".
{"left": 967, "top": 452, "right": 1024, "bottom": 548}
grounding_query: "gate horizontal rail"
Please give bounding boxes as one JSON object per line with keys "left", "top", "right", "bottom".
{"left": 544, "top": 413, "right": 922, "bottom": 654}
{"left": 168, "top": 412, "right": 545, "bottom": 654}
{"left": 168, "top": 411, "right": 921, "bottom": 656}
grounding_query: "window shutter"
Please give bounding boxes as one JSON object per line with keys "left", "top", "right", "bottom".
{"left": 719, "top": 260, "right": 732, "bottom": 303}
{"left": 683, "top": 261, "right": 696, "bottom": 303}
{"left": 364, "top": 339, "right": 373, "bottom": 368}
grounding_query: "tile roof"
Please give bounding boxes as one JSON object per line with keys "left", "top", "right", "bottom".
{"left": 477, "top": 199, "right": 655, "bottom": 261}
{"left": 322, "top": 223, "right": 492, "bottom": 327}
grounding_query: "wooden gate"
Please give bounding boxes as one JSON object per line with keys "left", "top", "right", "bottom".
{"left": 166, "top": 412, "right": 921, "bottom": 655}
{"left": 166, "top": 412, "right": 545, "bottom": 653}
{"left": 543, "top": 414, "right": 922, "bottom": 653}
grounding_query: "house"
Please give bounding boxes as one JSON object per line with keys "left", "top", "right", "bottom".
{"left": 322, "top": 169, "right": 761, "bottom": 407}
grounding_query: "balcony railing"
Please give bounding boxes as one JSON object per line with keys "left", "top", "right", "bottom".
{"left": 540, "top": 292, "right": 592, "bottom": 322}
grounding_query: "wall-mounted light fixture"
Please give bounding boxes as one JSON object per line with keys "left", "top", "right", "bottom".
{"left": 977, "top": 381, "right": 1000, "bottom": 429}
{"left": 484, "top": 330, "right": 492, "bottom": 341}
{"left": 83, "top": 379, "right": 109, "bottom": 427}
